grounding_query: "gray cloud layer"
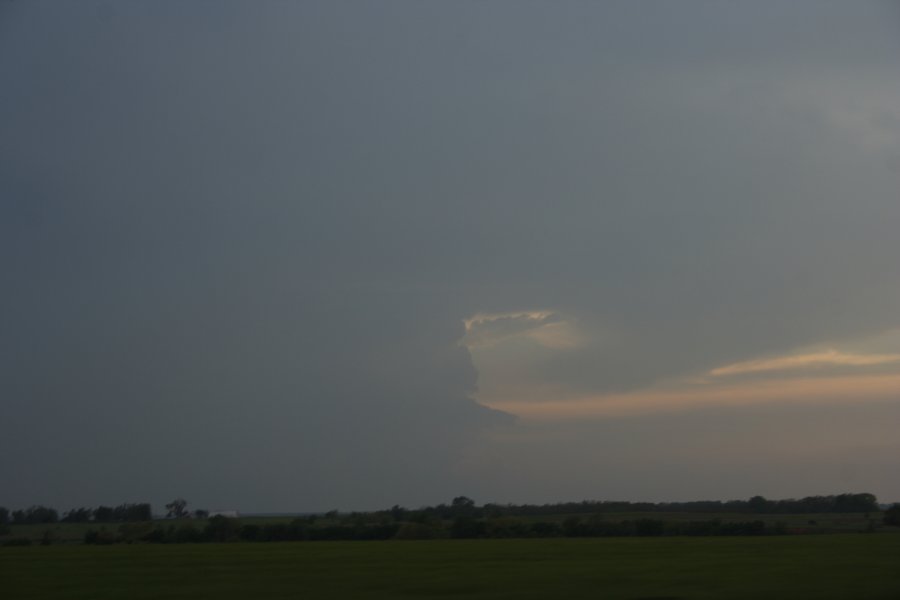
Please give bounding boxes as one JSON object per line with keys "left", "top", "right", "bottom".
{"left": 2, "top": 1, "right": 899, "bottom": 510}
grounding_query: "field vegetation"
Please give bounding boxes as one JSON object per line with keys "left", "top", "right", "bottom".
{"left": 3, "top": 535, "right": 900, "bottom": 599}
{"left": 2, "top": 495, "right": 898, "bottom": 598}
{"left": 0, "top": 493, "right": 895, "bottom": 546}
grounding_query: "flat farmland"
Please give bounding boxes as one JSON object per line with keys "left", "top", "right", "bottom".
{"left": 3, "top": 535, "right": 900, "bottom": 599}
{"left": 1, "top": 511, "right": 883, "bottom": 545}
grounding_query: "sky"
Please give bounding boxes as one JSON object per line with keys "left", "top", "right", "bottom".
{"left": 2, "top": 0, "right": 900, "bottom": 513}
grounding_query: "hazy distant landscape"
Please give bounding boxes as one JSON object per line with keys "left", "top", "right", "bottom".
{"left": 3, "top": 0, "right": 900, "bottom": 597}
{"left": 2, "top": 493, "right": 895, "bottom": 545}
{"left": 3, "top": 494, "right": 900, "bottom": 598}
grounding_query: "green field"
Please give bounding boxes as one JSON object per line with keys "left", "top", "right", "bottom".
{"left": 3, "top": 535, "right": 900, "bottom": 599}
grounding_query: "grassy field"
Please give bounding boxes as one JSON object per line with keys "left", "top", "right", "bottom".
{"left": 3, "top": 535, "right": 900, "bottom": 599}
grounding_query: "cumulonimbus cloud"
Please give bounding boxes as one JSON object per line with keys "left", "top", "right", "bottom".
{"left": 462, "top": 311, "right": 560, "bottom": 346}
{"left": 489, "top": 373, "right": 900, "bottom": 420}
{"left": 709, "top": 349, "right": 900, "bottom": 377}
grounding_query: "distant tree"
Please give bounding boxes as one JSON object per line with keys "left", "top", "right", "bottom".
{"left": 133, "top": 503, "right": 153, "bottom": 522}
{"left": 204, "top": 515, "right": 241, "bottom": 542}
{"left": 93, "top": 506, "right": 114, "bottom": 522}
{"left": 748, "top": 496, "right": 771, "bottom": 513}
{"left": 166, "top": 498, "right": 189, "bottom": 519}
{"left": 91, "top": 504, "right": 151, "bottom": 522}
{"left": 36, "top": 506, "right": 59, "bottom": 523}
{"left": 0, "top": 507, "right": 9, "bottom": 524}
{"left": 193, "top": 509, "right": 209, "bottom": 519}
{"left": 11, "top": 505, "right": 58, "bottom": 524}
{"left": 452, "top": 496, "right": 475, "bottom": 509}
{"left": 451, "top": 496, "right": 476, "bottom": 517}
{"left": 62, "top": 507, "right": 92, "bottom": 523}
{"left": 884, "top": 504, "right": 900, "bottom": 527}
{"left": 115, "top": 503, "right": 152, "bottom": 522}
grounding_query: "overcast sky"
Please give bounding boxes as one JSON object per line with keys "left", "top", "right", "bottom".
{"left": 2, "top": 1, "right": 900, "bottom": 513}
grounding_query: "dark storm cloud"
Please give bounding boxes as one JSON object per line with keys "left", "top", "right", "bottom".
{"left": 2, "top": 1, "right": 899, "bottom": 509}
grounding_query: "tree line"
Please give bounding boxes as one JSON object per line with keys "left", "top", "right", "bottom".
{"left": 3, "top": 493, "right": 896, "bottom": 547}
{"left": 0, "top": 503, "right": 152, "bottom": 525}
{"left": 0, "top": 493, "right": 879, "bottom": 527}
{"left": 73, "top": 493, "right": 892, "bottom": 545}
{"left": 411, "top": 493, "right": 881, "bottom": 519}
{"left": 80, "top": 513, "right": 783, "bottom": 545}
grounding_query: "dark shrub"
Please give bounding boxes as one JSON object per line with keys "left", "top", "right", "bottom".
{"left": 634, "top": 519, "right": 665, "bottom": 536}
{"left": 84, "top": 529, "right": 117, "bottom": 545}
{"left": 173, "top": 524, "right": 203, "bottom": 544}
{"left": 450, "top": 516, "right": 486, "bottom": 539}
{"left": 143, "top": 527, "right": 167, "bottom": 543}
{"left": 12, "top": 506, "right": 58, "bottom": 524}
{"left": 287, "top": 519, "right": 310, "bottom": 541}
{"left": 681, "top": 520, "right": 722, "bottom": 536}
{"left": 203, "top": 516, "right": 241, "bottom": 542}
{"left": 719, "top": 521, "right": 766, "bottom": 536}
{"left": 394, "top": 522, "right": 440, "bottom": 540}
{"left": 239, "top": 524, "right": 261, "bottom": 542}
{"left": 883, "top": 504, "right": 900, "bottom": 527}
{"left": 562, "top": 516, "right": 586, "bottom": 537}
{"left": 259, "top": 524, "right": 290, "bottom": 542}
